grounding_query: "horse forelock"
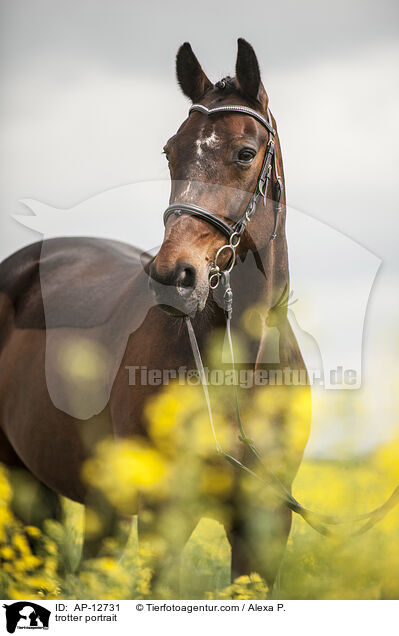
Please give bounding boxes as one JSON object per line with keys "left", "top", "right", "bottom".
{"left": 212, "top": 76, "right": 263, "bottom": 110}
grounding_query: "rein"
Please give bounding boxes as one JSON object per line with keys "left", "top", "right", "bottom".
{"left": 164, "top": 102, "right": 399, "bottom": 537}
{"left": 185, "top": 290, "right": 399, "bottom": 538}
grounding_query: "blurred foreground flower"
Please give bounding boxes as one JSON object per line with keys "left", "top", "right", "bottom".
{"left": 82, "top": 438, "right": 168, "bottom": 512}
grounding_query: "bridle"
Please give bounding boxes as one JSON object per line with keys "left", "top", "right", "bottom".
{"left": 161, "top": 102, "right": 399, "bottom": 537}
{"left": 163, "top": 103, "right": 283, "bottom": 289}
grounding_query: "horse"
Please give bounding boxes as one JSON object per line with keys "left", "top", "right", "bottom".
{"left": 0, "top": 38, "right": 310, "bottom": 593}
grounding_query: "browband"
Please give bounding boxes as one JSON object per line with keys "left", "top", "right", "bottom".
{"left": 189, "top": 103, "right": 275, "bottom": 135}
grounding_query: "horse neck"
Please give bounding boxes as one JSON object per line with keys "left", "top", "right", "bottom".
{"left": 232, "top": 229, "right": 289, "bottom": 321}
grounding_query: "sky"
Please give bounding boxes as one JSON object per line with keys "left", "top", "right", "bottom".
{"left": 0, "top": 0, "right": 398, "bottom": 456}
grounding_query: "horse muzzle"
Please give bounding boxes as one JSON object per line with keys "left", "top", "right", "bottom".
{"left": 148, "top": 261, "right": 207, "bottom": 316}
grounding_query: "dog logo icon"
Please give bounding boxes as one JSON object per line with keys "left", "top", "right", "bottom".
{"left": 3, "top": 602, "right": 50, "bottom": 633}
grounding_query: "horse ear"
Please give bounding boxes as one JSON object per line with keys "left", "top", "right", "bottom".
{"left": 235, "top": 38, "right": 268, "bottom": 107}
{"left": 176, "top": 42, "right": 213, "bottom": 102}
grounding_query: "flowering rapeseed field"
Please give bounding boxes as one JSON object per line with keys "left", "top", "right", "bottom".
{"left": 0, "top": 380, "right": 398, "bottom": 600}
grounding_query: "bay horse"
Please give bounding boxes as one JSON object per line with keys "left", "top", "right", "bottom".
{"left": 0, "top": 39, "right": 310, "bottom": 593}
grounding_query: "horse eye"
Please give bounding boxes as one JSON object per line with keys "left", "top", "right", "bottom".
{"left": 237, "top": 148, "right": 256, "bottom": 163}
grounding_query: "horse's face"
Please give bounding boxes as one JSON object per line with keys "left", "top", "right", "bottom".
{"left": 150, "top": 39, "right": 272, "bottom": 316}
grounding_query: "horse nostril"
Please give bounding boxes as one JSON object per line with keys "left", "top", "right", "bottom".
{"left": 175, "top": 263, "right": 196, "bottom": 295}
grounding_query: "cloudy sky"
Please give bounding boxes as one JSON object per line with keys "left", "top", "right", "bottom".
{"left": 0, "top": 0, "right": 398, "bottom": 455}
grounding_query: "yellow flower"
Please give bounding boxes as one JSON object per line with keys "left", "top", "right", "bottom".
{"left": 0, "top": 468, "right": 12, "bottom": 503}
{"left": 374, "top": 433, "right": 399, "bottom": 481}
{"left": 0, "top": 546, "right": 14, "bottom": 560}
{"left": 82, "top": 438, "right": 168, "bottom": 511}
{"left": 216, "top": 573, "right": 269, "bottom": 600}
{"left": 13, "top": 533, "right": 31, "bottom": 556}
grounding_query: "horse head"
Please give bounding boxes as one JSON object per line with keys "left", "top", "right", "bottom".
{"left": 149, "top": 38, "right": 286, "bottom": 316}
